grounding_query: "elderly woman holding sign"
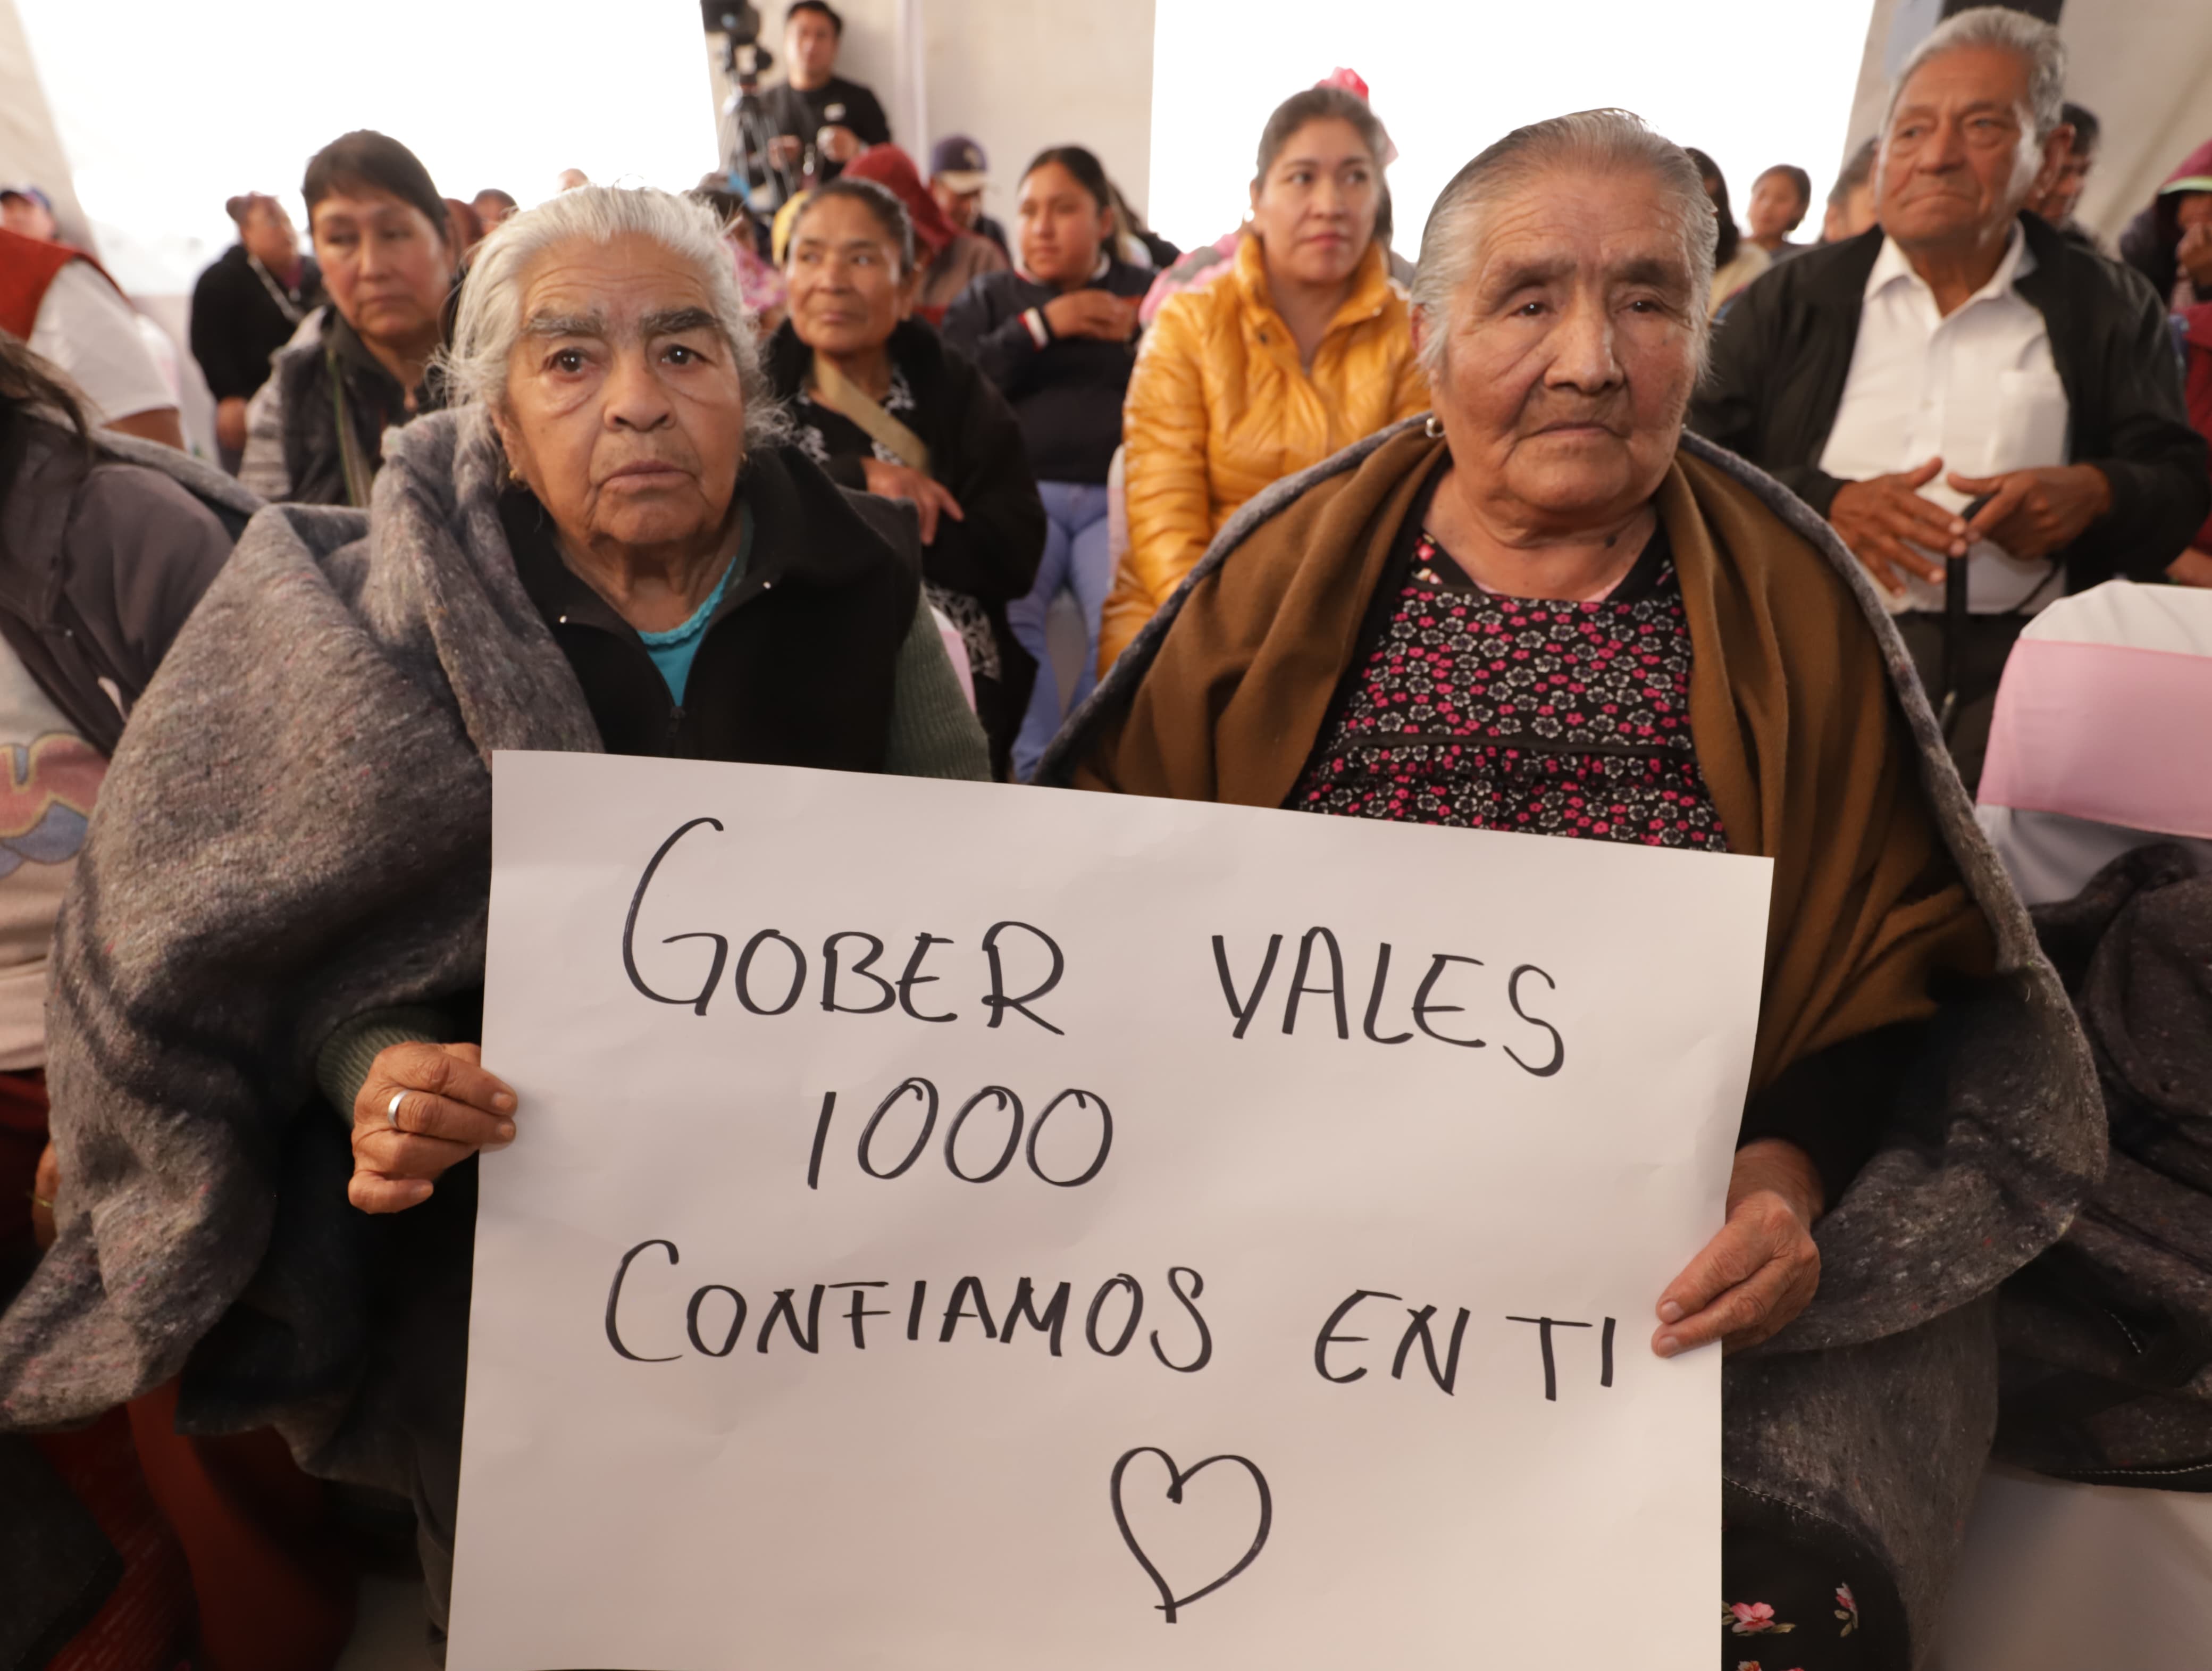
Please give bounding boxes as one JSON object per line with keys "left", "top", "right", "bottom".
{"left": 1043, "top": 111, "right": 2100, "bottom": 1670}
{"left": 0, "top": 185, "right": 987, "bottom": 1648}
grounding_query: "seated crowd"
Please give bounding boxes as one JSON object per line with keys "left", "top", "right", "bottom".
{"left": 0, "top": 4, "right": 2208, "bottom": 1669}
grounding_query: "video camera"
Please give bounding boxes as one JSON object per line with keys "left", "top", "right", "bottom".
{"left": 701, "top": 2, "right": 772, "bottom": 90}
{"left": 702, "top": 2, "right": 785, "bottom": 205}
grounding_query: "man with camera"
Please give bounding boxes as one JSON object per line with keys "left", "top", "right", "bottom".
{"left": 750, "top": 1, "right": 890, "bottom": 196}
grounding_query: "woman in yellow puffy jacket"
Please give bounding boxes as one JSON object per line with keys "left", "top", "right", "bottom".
{"left": 1099, "top": 85, "right": 1428, "bottom": 672}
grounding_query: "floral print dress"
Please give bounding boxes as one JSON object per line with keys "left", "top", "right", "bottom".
{"left": 1292, "top": 496, "right": 1891, "bottom": 1670}
{"left": 1289, "top": 519, "right": 1727, "bottom": 853}
{"left": 1723, "top": 1516, "right": 1877, "bottom": 1671}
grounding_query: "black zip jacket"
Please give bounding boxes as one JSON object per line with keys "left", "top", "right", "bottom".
{"left": 0, "top": 411, "right": 248, "bottom": 755}
{"left": 939, "top": 257, "right": 1152, "bottom": 485}
{"left": 188, "top": 244, "right": 324, "bottom": 403}
{"left": 1689, "top": 215, "right": 2210, "bottom": 595}
{"left": 499, "top": 443, "right": 919, "bottom": 767}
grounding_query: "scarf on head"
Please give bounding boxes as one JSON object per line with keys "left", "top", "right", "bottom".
{"left": 844, "top": 145, "right": 960, "bottom": 259}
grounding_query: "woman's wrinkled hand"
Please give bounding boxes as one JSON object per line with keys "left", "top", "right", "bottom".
{"left": 349, "top": 1042, "right": 517, "bottom": 1215}
{"left": 860, "top": 457, "right": 965, "bottom": 545}
{"left": 1652, "top": 1138, "right": 1823, "bottom": 1359}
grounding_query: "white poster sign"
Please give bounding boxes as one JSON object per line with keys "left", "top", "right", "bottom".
{"left": 450, "top": 750, "right": 1773, "bottom": 1669}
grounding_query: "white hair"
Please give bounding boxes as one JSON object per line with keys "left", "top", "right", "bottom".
{"left": 1885, "top": 5, "right": 2067, "bottom": 143}
{"left": 1410, "top": 108, "right": 1715, "bottom": 383}
{"left": 441, "top": 184, "right": 783, "bottom": 445}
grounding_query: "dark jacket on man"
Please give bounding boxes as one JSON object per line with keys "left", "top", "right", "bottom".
{"left": 766, "top": 318, "right": 1044, "bottom": 776}
{"left": 940, "top": 255, "right": 1152, "bottom": 486}
{"left": 1689, "top": 215, "right": 2210, "bottom": 596}
{"left": 187, "top": 244, "right": 323, "bottom": 404}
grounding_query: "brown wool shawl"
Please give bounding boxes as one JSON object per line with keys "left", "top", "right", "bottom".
{"left": 1069, "top": 424, "right": 1993, "bottom": 1094}
{"left": 1045, "top": 422, "right": 2105, "bottom": 1644}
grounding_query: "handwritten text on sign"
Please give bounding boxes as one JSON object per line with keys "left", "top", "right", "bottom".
{"left": 449, "top": 751, "right": 1771, "bottom": 1670}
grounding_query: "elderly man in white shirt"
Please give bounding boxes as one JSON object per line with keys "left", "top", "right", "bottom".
{"left": 1691, "top": 6, "right": 2209, "bottom": 788}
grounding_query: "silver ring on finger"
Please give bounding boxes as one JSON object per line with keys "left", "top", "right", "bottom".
{"left": 387, "top": 1090, "right": 406, "bottom": 1130}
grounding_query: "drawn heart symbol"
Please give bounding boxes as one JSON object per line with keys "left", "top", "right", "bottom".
{"left": 1109, "top": 1446, "right": 1273, "bottom": 1624}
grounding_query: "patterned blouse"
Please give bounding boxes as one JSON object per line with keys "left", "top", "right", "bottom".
{"left": 1288, "top": 516, "right": 1727, "bottom": 852}
{"left": 1294, "top": 498, "right": 1891, "bottom": 1671}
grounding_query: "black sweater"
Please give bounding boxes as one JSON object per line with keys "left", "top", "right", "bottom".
{"left": 498, "top": 445, "right": 919, "bottom": 770}
{"left": 940, "top": 258, "right": 1152, "bottom": 486}
{"left": 750, "top": 75, "right": 890, "bottom": 187}
{"left": 1689, "top": 215, "right": 2210, "bottom": 595}
{"left": 766, "top": 318, "right": 1045, "bottom": 776}
{"left": 188, "top": 244, "right": 322, "bottom": 402}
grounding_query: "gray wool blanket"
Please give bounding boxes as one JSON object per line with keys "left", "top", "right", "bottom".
{"left": 1040, "top": 420, "right": 2109, "bottom": 1663}
{"left": 0, "top": 427, "right": 269, "bottom": 1671}
{"left": 0, "top": 406, "right": 605, "bottom": 1472}
{"left": 1998, "top": 843, "right": 2212, "bottom": 1484}
{"left": 98, "top": 427, "right": 266, "bottom": 540}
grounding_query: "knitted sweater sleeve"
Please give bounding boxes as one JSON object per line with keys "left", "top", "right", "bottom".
{"left": 313, "top": 1005, "right": 454, "bottom": 1125}
{"left": 883, "top": 592, "right": 993, "bottom": 779}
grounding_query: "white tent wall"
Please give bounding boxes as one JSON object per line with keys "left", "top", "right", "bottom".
{"left": 0, "top": 0, "right": 91, "bottom": 255}
{"left": 919, "top": 0, "right": 1156, "bottom": 229}
{"left": 11, "top": 0, "right": 718, "bottom": 306}
{"left": 2062, "top": 0, "right": 2212, "bottom": 245}
{"left": 1843, "top": 0, "right": 2212, "bottom": 246}
{"left": 0, "top": 0, "right": 214, "bottom": 452}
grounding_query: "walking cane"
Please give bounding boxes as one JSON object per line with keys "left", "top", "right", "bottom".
{"left": 1939, "top": 554, "right": 1967, "bottom": 733}
{"left": 1938, "top": 494, "right": 1991, "bottom": 736}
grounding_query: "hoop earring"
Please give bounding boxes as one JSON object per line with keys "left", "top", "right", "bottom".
{"left": 1423, "top": 414, "right": 1445, "bottom": 440}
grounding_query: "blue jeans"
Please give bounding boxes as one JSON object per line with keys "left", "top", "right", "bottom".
{"left": 1008, "top": 481, "right": 1113, "bottom": 780}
